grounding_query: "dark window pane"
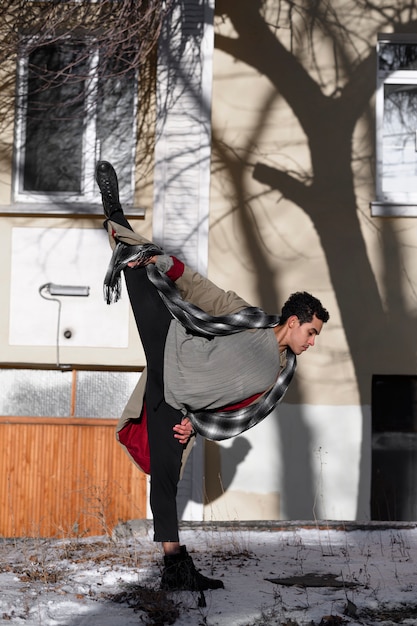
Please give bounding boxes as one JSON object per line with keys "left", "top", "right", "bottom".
{"left": 23, "top": 43, "right": 87, "bottom": 193}
{"left": 96, "top": 55, "right": 137, "bottom": 203}
{"left": 382, "top": 84, "right": 417, "bottom": 194}
{"left": 379, "top": 43, "right": 417, "bottom": 72}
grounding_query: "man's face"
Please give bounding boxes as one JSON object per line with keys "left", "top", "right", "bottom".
{"left": 287, "top": 314, "right": 323, "bottom": 355}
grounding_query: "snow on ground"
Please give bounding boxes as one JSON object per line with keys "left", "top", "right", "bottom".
{"left": 1, "top": 522, "right": 417, "bottom": 626}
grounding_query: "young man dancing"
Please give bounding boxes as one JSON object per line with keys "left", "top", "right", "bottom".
{"left": 96, "top": 161, "right": 329, "bottom": 592}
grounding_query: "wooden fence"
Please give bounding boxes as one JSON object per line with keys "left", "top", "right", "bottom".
{"left": 0, "top": 416, "right": 146, "bottom": 537}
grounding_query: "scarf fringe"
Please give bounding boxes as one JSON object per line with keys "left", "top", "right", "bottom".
{"left": 103, "top": 241, "right": 163, "bottom": 304}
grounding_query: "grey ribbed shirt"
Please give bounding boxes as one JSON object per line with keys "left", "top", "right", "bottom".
{"left": 164, "top": 320, "right": 281, "bottom": 411}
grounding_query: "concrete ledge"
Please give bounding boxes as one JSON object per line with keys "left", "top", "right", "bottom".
{"left": 113, "top": 518, "right": 417, "bottom": 538}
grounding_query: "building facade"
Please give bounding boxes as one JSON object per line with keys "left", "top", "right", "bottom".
{"left": 1, "top": 0, "right": 417, "bottom": 535}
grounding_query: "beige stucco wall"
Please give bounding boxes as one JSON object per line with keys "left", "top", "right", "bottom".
{"left": 201, "top": 0, "right": 417, "bottom": 521}
{"left": 207, "top": 1, "right": 417, "bottom": 405}
{"left": 207, "top": 24, "right": 346, "bottom": 406}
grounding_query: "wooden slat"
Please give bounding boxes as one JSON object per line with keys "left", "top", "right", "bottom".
{"left": 0, "top": 418, "right": 146, "bottom": 537}
{"left": 0, "top": 416, "right": 120, "bottom": 426}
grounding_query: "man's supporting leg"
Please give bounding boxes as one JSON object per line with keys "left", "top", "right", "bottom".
{"left": 124, "top": 266, "right": 183, "bottom": 544}
{"left": 123, "top": 266, "right": 224, "bottom": 590}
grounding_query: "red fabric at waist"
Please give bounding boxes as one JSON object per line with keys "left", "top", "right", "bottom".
{"left": 221, "top": 391, "right": 263, "bottom": 411}
{"left": 117, "top": 391, "right": 264, "bottom": 476}
{"left": 118, "top": 404, "right": 150, "bottom": 475}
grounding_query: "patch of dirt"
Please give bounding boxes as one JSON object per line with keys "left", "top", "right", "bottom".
{"left": 361, "top": 603, "right": 417, "bottom": 623}
{"left": 265, "top": 572, "right": 358, "bottom": 588}
{"left": 107, "top": 584, "right": 180, "bottom": 626}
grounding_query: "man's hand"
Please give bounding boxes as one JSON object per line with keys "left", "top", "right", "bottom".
{"left": 173, "top": 417, "right": 195, "bottom": 445}
{"left": 127, "top": 255, "right": 158, "bottom": 268}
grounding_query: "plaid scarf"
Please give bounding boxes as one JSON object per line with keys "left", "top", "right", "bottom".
{"left": 104, "top": 241, "right": 297, "bottom": 441}
{"left": 145, "top": 264, "right": 297, "bottom": 441}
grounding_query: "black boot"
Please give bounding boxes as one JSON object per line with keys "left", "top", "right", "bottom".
{"left": 95, "top": 161, "right": 123, "bottom": 218}
{"left": 160, "top": 546, "right": 224, "bottom": 591}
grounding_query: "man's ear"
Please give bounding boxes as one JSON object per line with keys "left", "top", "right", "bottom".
{"left": 288, "top": 315, "right": 299, "bottom": 328}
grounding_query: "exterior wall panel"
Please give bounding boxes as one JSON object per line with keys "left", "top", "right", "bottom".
{"left": 0, "top": 417, "right": 146, "bottom": 537}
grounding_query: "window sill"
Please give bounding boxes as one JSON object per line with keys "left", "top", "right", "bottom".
{"left": 370, "top": 202, "right": 417, "bottom": 217}
{"left": 0, "top": 203, "right": 145, "bottom": 217}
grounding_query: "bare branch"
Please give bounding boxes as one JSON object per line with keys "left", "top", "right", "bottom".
{"left": 0, "top": 0, "right": 175, "bottom": 141}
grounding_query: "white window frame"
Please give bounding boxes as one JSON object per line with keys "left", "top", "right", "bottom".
{"left": 12, "top": 36, "right": 138, "bottom": 213}
{"left": 372, "top": 33, "right": 417, "bottom": 217}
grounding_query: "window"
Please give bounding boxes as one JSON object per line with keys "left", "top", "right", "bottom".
{"left": 0, "top": 367, "right": 141, "bottom": 418}
{"left": 372, "top": 34, "right": 417, "bottom": 216}
{"left": 13, "top": 39, "right": 137, "bottom": 211}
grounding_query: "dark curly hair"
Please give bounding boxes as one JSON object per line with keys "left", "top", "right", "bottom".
{"left": 280, "top": 291, "right": 329, "bottom": 325}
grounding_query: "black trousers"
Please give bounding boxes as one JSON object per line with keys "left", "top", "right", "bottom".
{"left": 109, "top": 217, "right": 184, "bottom": 542}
